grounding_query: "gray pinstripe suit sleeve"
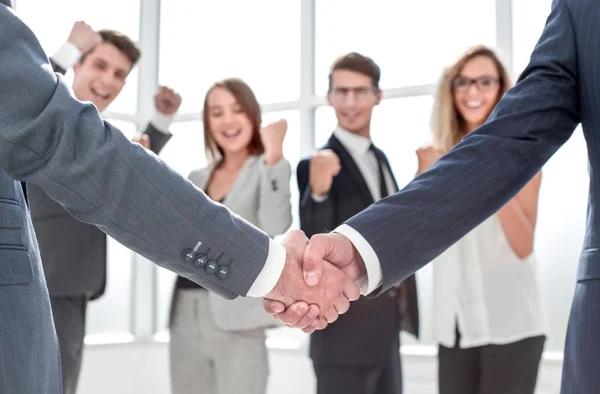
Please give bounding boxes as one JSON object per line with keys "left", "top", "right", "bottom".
{"left": 345, "top": 0, "right": 580, "bottom": 294}
{"left": 0, "top": 6, "right": 273, "bottom": 299}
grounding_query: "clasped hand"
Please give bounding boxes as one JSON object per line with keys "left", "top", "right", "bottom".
{"left": 263, "top": 229, "right": 366, "bottom": 333}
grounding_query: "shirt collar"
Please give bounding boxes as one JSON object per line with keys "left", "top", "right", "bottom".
{"left": 333, "top": 126, "right": 371, "bottom": 155}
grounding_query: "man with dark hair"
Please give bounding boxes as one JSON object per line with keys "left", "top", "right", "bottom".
{"left": 296, "top": 52, "right": 419, "bottom": 394}
{"left": 27, "top": 21, "right": 182, "bottom": 394}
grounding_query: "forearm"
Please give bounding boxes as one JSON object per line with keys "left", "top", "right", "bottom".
{"left": 497, "top": 199, "right": 535, "bottom": 259}
{"left": 0, "top": 8, "right": 270, "bottom": 298}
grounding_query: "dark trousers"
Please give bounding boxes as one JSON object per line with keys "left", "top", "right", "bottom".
{"left": 438, "top": 327, "right": 545, "bottom": 394}
{"left": 50, "top": 296, "right": 87, "bottom": 394}
{"left": 314, "top": 344, "right": 402, "bottom": 394}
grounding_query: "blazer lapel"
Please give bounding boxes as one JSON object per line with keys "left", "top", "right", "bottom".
{"left": 328, "top": 134, "right": 374, "bottom": 206}
{"left": 219, "top": 156, "right": 256, "bottom": 207}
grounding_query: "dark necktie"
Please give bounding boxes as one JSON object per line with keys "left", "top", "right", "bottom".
{"left": 370, "top": 144, "right": 389, "bottom": 200}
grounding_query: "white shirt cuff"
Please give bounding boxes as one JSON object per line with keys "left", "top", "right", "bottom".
{"left": 246, "top": 238, "right": 286, "bottom": 297}
{"left": 311, "top": 193, "right": 328, "bottom": 202}
{"left": 51, "top": 42, "right": 82, "bottom": 71}
{"left": 150, "top": 112, "right": 174, "bottom": 134}
{"left": 334, "top": 224, "right": 383, "bottom": 295}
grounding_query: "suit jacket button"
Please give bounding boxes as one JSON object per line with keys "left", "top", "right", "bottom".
{"left": 194, "top": 255, "right": 207, "bottom": 268}
{"left": 217, "top": 265, "right": 230, "bottom": 280}
{"left": 182, "top": 249, "right": 195, "bottom": 264}
{"left": 205, "top": 260, "right": 218, "bottom": 274}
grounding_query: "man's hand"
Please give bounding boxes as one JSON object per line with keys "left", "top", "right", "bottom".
{"left": 67, "top": 21, "right": 101, "bottom": 54}
{"left": 154, "top": 86, "right": 182, "bottom": 115}
{"left": 264, "top": 230, "right": 360, "bottom": 329}
{"left": 309, "top": 149, "right": 341, "bottom": 197}
{"left": 264, "top": 232, "right": 366, "bottom": 332}
{"left": 302, "top": 233, "right": 366, "bottom": 286}
{"left": 260, "top": 119, "right": 287, "bottom": 166}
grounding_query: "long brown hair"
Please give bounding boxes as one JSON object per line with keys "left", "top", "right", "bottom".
{"left": 202, "top": 78, "right": 264, "bottom": 163}
{"left": 431, "top": 45, "right": 512, "bottom": 153}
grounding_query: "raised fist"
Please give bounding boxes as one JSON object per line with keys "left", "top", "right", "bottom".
{"left": 416, "top": 145, "right": 443, "bottom": 174}
{"left": 309, "top": 149, "right": 341, "bottom": 197}
{"left": 67, "top": 21, "right": 102, "bottom": 54}
{"left": 154, "top": 86, "right": 182, "bottom": 115}
{"left": 260, "top": 119, "right": 287, "bottom": 166}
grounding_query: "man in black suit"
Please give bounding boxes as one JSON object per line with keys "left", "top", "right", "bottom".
{"left": 27, "top": 22, "right": 182, "bottom": 394}
{"left": 296, "top": 52, "right": 419, "bottom": 394}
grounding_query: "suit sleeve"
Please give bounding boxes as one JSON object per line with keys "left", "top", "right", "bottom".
{"left": 0, "top": 6, "right": 275, "bottom": 300}
{"left": 297, "top": 158, "right": 337, "bottom": 238}
{"left": 345, "top": 0, "right": 580, "bottom": 293}
{"left": 143, "top": 122, "right": 172, "bottom": 154}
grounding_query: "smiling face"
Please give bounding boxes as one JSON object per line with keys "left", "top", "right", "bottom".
{"left": 327, "top": 69, "right": 381, "bottom": 137}
{"left": 71, "top": 42, "right": 132, "bottom": 112}
{"left": 206, "top": 86, "right": 254, "bottom": 156}
{"left": 452, "top": 55, "right": 502, "bottom": 132}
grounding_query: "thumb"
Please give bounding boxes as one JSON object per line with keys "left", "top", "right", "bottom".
{"left": 303, "top": 234, "right": 336, "bottom": 286}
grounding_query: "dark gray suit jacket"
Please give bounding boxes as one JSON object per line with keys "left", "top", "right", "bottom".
{"left": 298, "top": 134, "right": 419, "bottom": 367}
{"left": 29, "top": 56, "right": 172, "bottom": 299}
{"left": 0, "top": 7, "right": 271, "bottom": 393}
{"left": 344, "top": 1, "right": 598, "bottom": 392}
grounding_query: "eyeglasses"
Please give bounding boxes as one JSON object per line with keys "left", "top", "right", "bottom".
{"left": 329, "top": 86, "right": 378, "bottom": 103}
{"left": 452, "top": 76, "right": 500, "bottom": 93}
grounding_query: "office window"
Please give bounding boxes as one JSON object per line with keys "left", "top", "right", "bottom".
{"left": 314, "top": 0, "right": 496, "bottom": 95}
{"left": 159, "top": 0, "right": 301, "bottom": 114}
{"left": 17, "top": 0, "right": 141, "bottom": 115}
{"left": 512, "top": 0, "right": 552, "bottom": 75}
{"left": 315, "top": 96, "right": 435, "bottom": 345}
{"left": 85, "top": 120, "right": 137, "bottom": 336}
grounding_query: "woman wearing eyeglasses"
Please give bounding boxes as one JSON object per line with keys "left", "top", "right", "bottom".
{"left": 416, "top": 46, "right": 546, "bottom": 394}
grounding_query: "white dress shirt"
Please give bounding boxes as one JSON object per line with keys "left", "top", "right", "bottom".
{"left": 432, "top": 215, "right": 546, "bottom": 347}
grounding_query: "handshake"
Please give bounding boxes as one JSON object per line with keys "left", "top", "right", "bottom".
{"left": 262, "top": 229, "right": 367, "bottom": 333}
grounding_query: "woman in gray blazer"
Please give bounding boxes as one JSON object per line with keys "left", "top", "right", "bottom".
{"left": 168, "top": 77, "right": 293, "bottom": 394}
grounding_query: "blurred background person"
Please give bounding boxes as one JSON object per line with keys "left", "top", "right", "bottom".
{"left": 27, "top": 21, "right": 181, "bottom": 394}
{"left": 167, "top": 77, "right": 292, "bottom": 394}
{"left": 417, "top": 45, "right": 546, "bottom": 394}
{"left": 297, "top": 52, "right": 419, "bottom": 394}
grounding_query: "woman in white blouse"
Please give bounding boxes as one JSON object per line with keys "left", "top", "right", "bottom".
{"left": 416, "top": 46, "right": 546, "bottom": 394}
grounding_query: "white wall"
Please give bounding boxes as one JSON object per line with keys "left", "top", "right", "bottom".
{"left": 78, "top": 340, "right": 563, "bottom": 394}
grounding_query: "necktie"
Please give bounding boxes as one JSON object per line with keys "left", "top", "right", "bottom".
{"left": 370, "top": 144, "right": 389, "bottom": 200}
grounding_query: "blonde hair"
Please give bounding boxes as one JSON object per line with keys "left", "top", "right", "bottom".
{"left": 431, "top": 45, "right": 512, "bottom": 153}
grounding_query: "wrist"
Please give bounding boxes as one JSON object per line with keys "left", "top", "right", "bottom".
{"left": 264, "top": 150, "right": 283, "bottom": 166}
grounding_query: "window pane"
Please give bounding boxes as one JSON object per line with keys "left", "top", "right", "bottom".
{"left": 17, "top": 0, "right": 140, "bottom": 114}
{"left": 155, "top": 112, "right": 300, "bottom": 331}
{"left": 315, "top": 96, "right": 436, "bottom": 345}
{"left": 314, "top": 0, "right": 496, "bottom": 95}
{"left": 159, "top": 0, "right": 301, "bottom": 114}
{"left": 85, "top": 120, "right": 137, "bottom": 336}
{"left": 512, "top": 0, "right": 552, "bottom": 75}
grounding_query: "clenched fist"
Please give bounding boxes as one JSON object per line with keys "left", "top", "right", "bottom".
{"left": 309, "top": 149, "right": 341, "bottom": 197}
{"left": 260, "top": 119, "right": 287, "bottom": 166}
{"left": 67, "top": 21, "right": 102, "bottom": 54}
{"left": 154, "top": 86, "right": 182, "bottom": 115}
{"left": 416, "top": 145, "right": 443, "bottom": 175}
